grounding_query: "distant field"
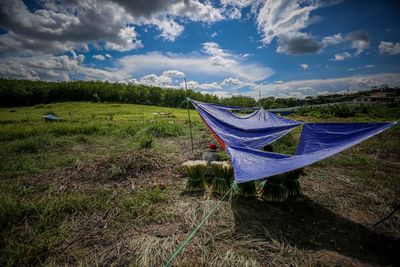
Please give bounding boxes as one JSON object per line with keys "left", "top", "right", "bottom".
{"left": 0, "top": 102, "right": 399, "bottom": 266}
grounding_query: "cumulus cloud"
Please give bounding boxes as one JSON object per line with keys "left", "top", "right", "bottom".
{"left": 0, "top": 0, "right": 141, "bottom": 54}
{"left": 162, "top": 70, "right": 185, "bottom": 78}
{"left": 346, "top": 31, "right": 370, "bottom": 55}
{"left": 322, "top": 31, "right": 370, "bottom": 55}
{"left": 332, "top": 52, "right": 351, "bottom": 61}
{"left": 139, "top": 74, "right": 173, "bottom": 87}
{"left": 256, "top": 0, "right": 319, "bottom": 45}
{"left": 269, "top": 25, "right": 369, "bottom": 55}
{"left": 0, "top": 0, "right": 228, "bottom": 54}
{"left": 322, "top": 33, "right": 343, "bottom": 46}
{"left": 276, "top": 32, "right": 322, "bottom": 55}
{"left": 0, "top": 53, "right": 129, "bottom": 81}
{"left": 379, "top": 41, "right": 400, "bottom": 55}
{"left": 93, "top": 54, "right": 106, "bottom": 60}
{"left": 250, "top": 73, "right": 400, "bottom": 99}
{"left": 300, "top": 64, "right": 309, "bottom": 70}
{"left": 119, "top": 43, "right": 274, "bottom": 83}
{"left": 221, "top": 77, "right": 241, "bottom": 86}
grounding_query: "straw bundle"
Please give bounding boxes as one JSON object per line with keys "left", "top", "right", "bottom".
{"left": 259, "top": 175, "right": 288, "bottom": 202}
{"left": 211, "top": 161, "right": 233, "bottom": 195}
{"left": 283, "top": 169, "right": 302, "bottom": 197}
{"left": 259, "top": 169, "right": 302, "bottom": 201}
{"left": 235, "top": 181, "right": 257, "bottom": 198}
{"left": 182, "top": 160, "right": 207, "bottom": 192}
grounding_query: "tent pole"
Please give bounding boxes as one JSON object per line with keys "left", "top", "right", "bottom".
{"left": 184, "top": 77, "right": 194, "bottom": 152}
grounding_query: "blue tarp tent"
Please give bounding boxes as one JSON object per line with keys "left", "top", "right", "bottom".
{"left": 190, "top": 99, "right": 395, "bottom": 183}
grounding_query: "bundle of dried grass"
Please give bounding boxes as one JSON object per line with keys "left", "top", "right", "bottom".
{"left": 259, "top": 169, "right": 302, "bottom": 201}
{"left": 259, "top": 176, "right": 288, "bottom": 202}
{"left": 182, "top": 160, "right": 207, "bottom": 191}
{"left": 211, "top": 161, "right": 233, "bottom": 195}
{"left": 283, "top": 169, "right": 302, "bottom": 197}
{"left": 235, "top": 181, "right": 257, "bottom": 198}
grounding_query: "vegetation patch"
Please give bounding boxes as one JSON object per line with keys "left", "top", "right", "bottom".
{"left": 72, "top": 150, "right": 172, "bottom": 182}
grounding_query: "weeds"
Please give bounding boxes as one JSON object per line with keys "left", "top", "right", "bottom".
{"left": 141, "top": 120, "right": 184, "bottom": 137}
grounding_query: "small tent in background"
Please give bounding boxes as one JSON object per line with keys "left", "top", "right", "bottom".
{"left": 42, "top": 114, "right": 60, "bottom": 122}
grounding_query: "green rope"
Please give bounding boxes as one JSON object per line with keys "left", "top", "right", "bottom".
{"left": 164, "top": 185, "right": 234, "bottom": 267}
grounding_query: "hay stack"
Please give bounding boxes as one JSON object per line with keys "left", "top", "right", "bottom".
{"left": 182, "top": 160, "right": 208, "bottom": 192}
{"left": 211, "top": 161, "right": 233, "bottom": 195}
{"left": 259, "top": 169, "right": 302, "bottom": 202}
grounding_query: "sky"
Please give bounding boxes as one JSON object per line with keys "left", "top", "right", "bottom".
{"left": 0, "top": 0, "right": 400, "bottom": 99}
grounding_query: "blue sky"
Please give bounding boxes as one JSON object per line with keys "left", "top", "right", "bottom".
{"left": 0, "top": 0, "right": 400, "bottom": 99}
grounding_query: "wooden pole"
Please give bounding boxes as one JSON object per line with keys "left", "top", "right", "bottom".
{"left": 184, "top": 77, "right": 194, "bottom": 153}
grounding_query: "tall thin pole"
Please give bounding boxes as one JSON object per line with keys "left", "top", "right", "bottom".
{"left": 259, "top": 90, "right": 262, "bottom": 108}
{"left": 184, "top": 77, "right": 194, "bottom": 152}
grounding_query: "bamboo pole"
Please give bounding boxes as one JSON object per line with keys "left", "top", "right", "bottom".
{"left": 184, "top": 77, "right": 194, "bottom": 153}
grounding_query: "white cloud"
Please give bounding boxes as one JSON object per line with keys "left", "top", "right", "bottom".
{"left": 211, "top": 90, "right": 232, "bottom": 98}
{"left": 0, "top": 53, "right": 129, "bottom": 81}
{"left": 287, "top": 91, "right": 306, "bottom": 99}
{"left": 332, "top": 52, "right": 351, "bottom": 61}
{"left": 105, "top": 54, "right": 112, "bottom": 58}
{"left": 300, "top": 64, "right": 309, "bottom": 70}
{"left": 322, "top": 33, "right": 343, "bottom": 46}
{"left": 104, "top": 26, "right": 144, "bottom": 51}
{"left": 211, "top": 32, "right": 218, "bottom": 38}
{"left": 256, "top": 0, "right": 319, "bottom": 45}
{"left": 139, "top": 74, "right": 173, "bottom": 87}
{"left": 118, "top": 44, "right": 274, "bottom": 83}
{"left": 93, "top": 55, "right": 106, "bottom": 61}
{"left": 379, "top": 41, "right": 400, "bottom": 55}
{"left": 365, "top": 64, "right": 375, "bottom": 68}
{"left": 198, "top": 82, "right": 223, "bottom": 90}
{"left": 0, "top": 0, "right": 140, "bottom": 54}
{"left": 250, "top": 73, "right": 400, "bottom": 99}
{"left": 152, "top": 18, "right": 185, "bottom": 41}
{"left": 274, "top": 80, "right": 284, "bottom": 84}
{"left": 0, "top": 0, "right": 228, "bottom": 54}
{"left": 221, "top": 77, "right": 241, "bottom": 86}
{"left": 162, "top": 70, "right": 185, "bottom": 78}
{"left": 322, "top": 31, "right": 370, "bottom": 55}
{"left": 181, "top": 80, "right": 200, "bottom": 90}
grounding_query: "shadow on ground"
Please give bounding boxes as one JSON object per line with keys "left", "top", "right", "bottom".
{"left": 231, "top": 196, "right": 400, "bottom": 266}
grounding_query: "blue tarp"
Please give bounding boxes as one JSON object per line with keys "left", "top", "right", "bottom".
{"left": 191, "top": 100, "right": 302, "bottom": 149}
{"left": 190, "top": 100, "right": 396, "bottom": 183}
{"left": 43, "top": 114, "right": 60, "bottom": 121}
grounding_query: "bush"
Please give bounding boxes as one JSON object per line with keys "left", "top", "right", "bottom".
{"left": 11, "top": 136, "right": 49, "bottom": 153}
{"left": 137, "top": 135, "right": 153, "bottom": 149}
{"left": 141, "top": 120, "right": 184, "bottom": 137}
{"left": 49, "top": 124, "right": 99, "bottom": 136}
{"left": 107, "top": 164, "right": 126, "bottom": 180}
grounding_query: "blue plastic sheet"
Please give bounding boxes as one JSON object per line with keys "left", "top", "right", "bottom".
{"left": 191, "top": 100, "right": 302, "bottom": 149}
{"left": 228, "top": 122, "right": 393, "bottom": 182}
{"left": 191, "top": 100, "right": 396, "bottom": 183}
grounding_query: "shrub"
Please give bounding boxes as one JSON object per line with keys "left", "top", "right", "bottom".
{"left": 137, "top": 135, "right": 153, "bottom": 149}
{"left": 142, "top": 120, "right": 184, "bottom": 137}
{"left": 11, "top": 136, "right": 49, "bottom": 153}
{"left": 107, "top": 164, "right": 126, "bottom": 180}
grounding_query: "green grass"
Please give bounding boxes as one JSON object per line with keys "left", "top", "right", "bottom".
{"left": 0, "top": 102, "right": 196, "bottom": 177}
{"left": 0, "top": 101, "right": 399, "bottom": 266}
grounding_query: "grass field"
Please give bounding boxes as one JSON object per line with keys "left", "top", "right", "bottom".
{"left": 0, "top": 102, "right": 399, "bottom": 266}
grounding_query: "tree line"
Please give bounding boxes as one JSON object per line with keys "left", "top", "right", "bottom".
{"left": 0, "top": 78, "right": 397, "bottom": 109}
